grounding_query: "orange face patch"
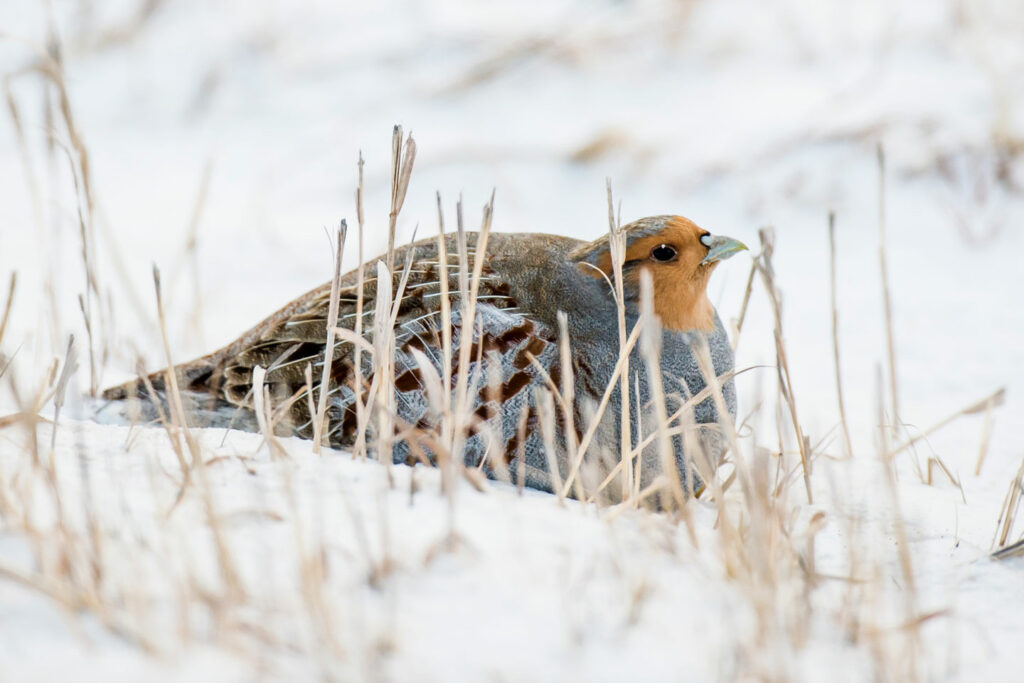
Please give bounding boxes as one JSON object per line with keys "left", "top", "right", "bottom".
{"left": 587, "top": 216, "right": 718, "bottom": 332}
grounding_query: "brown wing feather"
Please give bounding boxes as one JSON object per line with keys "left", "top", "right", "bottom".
{"left": 103, "top": 243, "right": 522, "bottom": 447}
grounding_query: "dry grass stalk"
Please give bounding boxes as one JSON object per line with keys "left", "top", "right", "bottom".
{"left": 387, "top": 125, "right": 416, "bottom": 272}
{"left": 687, "top": 342, "right": 746, "bottom": 547}
{"left": 28, "top": 43, "right": 106, "bottom": 391}
{"left": 555, "top": 312, "right": 583, "bottom": 500}
{"left": 49, "top": 336, "right": 78, "bottom": 452}
{"left": 594, "top": 365, "right": 748, "bottom": 504}
{"left": 419, "top": 195, "right": 461, "bottom": 540}
{"left": 304, "top": 363, "right": 317, "bottom": 427}
{"left": 888, "top": 388, "right": 1005, "bottom": 460}
{"left": 874, "top": 366, "right": 921, "bottom": 681}
{"left": 252, "top": 366, "right": 287, "bottom": 460}
{"left": 992, "top": 454, "right": 1024, "bottom": 553}
{"left": 730, "top": 258, "right": 757, "bottom": 353}
{"left": 828, "top": 212, "right": 854, "bottom": 458}
{"left": 255, "top": 372, "right": 341, "bottom": 658}
{"left": 356, "top": 130, "right": 417, "bottom": 476}
{"left": 637, "top": 270, "right": 688, "bottom": 516}
{"left": 152, "top": 266, "right": 200, "bottom": 472}
{"left": 48, "top": 137, "right": 101, "bottom": 395}
{"left": 991, "top": 538, "right": 1024, "bottom": 561}
{"left": 877, "top": 145, "right": 903, "bottom": 441}
{"left": 435, "top": 193, "right": 454, "bottom": 434}
{"left": 754, "top": 228, "right": 813, "bottom": 503}
{"left": 72, "top": 423, "right": 105, "bottom": 599}
{"left": 4, "top": 77, "right": 59, "bottom": 341}
{"left": 0, "top": 358, "right": 140, "bottom": 649}
{"left": 447, "top": 196, "right": 495, "bottom": 492}
{"left": 535, "top": 387, "right": 564, "bottom": 502}
{"left": 76, "top": 293, "right": 96, "bottom": 396}
{"left": 0, "top": 560, "right": 158, "bottom": 654}
{"left": 368, "top": 259, "right": 395, "bottom": 467}
{"left": 352, "top": 153, "right": 368, "bottom": 459}
{"left": 192, "top": 468, "right": 246, "bottom": 608}
{"left": 152, "top": 268, "right": 245, "bottom": 604}
{"left": 351, "top": 134, "right": 412, "bottom": 464}
{"left": 974, "top": 395, "right": 996, "bottom": 475}
{"left": 376, "top": 241, "right": 420, "bottom": 478}
{"left": 924, "top": 456, "right": 964, "bottom": 500}
{"left": 0, "top": 272, "right": 16, "bottom": 353}
{"left": 312, "top": 221, "right": 348, "bottom": 453}
{"left": 0, "top": 411, "right": 48, "bottom": 430}
{"left": 685, "top": 360, "right": 815, "bottom": 679}
{"left": 135, "top": 362, "right": 181, "bottom": 471}
{"left": 565, "top": 322, "right": 642, "bottom": 499}
{"left": 605, "top": 180, "right": 633, "bottom": 501}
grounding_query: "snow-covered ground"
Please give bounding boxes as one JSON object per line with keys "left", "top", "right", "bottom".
{"left": 1, "top": 0, "right": 1023, "bottom": 680}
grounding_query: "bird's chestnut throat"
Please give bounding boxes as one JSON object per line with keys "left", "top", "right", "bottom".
{"left": 648, "top": 267, "right": 716, "bottom": 333}
{"left": 622, "top": 267, "right": 716, "bottom": 333}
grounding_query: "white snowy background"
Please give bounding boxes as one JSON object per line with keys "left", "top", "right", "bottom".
{"left": 1, "top": 0, "right": 1023, "bottom": 680}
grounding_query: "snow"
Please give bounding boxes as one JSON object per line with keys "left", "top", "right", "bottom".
{"left": 1, "top": 0, "right": 1024, "bottom": 680}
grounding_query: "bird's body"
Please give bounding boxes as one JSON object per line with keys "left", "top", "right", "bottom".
{"left": 102, "top": 216, "right": 744, "bottom": 497}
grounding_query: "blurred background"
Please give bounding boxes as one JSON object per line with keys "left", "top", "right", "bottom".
{"left": 1, "top": 0, "right": 1022, "bottom": 459}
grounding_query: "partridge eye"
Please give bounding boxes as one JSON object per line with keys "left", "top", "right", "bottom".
{"left": 650, "top": 244, "right": 678, "bottom": 262}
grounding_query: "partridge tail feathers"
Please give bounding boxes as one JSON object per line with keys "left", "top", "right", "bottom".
{"left": 98, "top": 352, "right": 245, "bottom": 429}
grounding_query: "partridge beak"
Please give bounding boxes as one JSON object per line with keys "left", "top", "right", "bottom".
{"left": 700, "top": 234, "right": 748, "bottom": 265}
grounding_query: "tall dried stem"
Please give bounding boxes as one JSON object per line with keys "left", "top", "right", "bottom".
{"left": 0, "top": 273, "right": 16, "bottom": 353}
{"left": 352, "top": 153, "right": 368, "bottom": 459}
{"left": 828, "top": 212, "right": 854, "bottom": 458}
{"left": 877, "top": 145, "right": 903, "bottom": 440}
{"left": 755, "top": 228, "right": 813, "bottom": 503}
{"left": 605, "top": 180, "right": 632, "bottom": 501}
{"left": 312, "top": 222, "right": 347, "bottom": 453}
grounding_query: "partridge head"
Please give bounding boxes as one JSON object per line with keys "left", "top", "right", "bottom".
{"left": 568, "top": 215, "right": 747, "bottom": 332}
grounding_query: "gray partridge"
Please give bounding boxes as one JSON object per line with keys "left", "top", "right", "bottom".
{"left": 102, "top": 215, "right": 746, "bottom": 496}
